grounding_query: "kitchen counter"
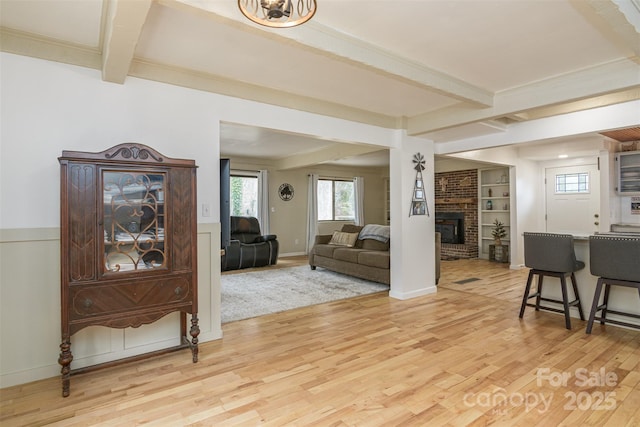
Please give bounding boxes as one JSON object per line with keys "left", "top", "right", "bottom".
{"left": 611, "top": 223, "right": 640, "bottom": 233}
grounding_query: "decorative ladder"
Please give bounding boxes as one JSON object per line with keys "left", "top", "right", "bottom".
{"left": 410, "top": 153, "right": 429, "bottom": 217}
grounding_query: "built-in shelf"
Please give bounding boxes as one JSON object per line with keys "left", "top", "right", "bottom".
{"left": 479, "top": 167, "right": 511, "bottom": 261}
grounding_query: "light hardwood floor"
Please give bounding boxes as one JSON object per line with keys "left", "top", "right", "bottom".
{"left": 2, "top": 258, "right": 639, "bottom": 426}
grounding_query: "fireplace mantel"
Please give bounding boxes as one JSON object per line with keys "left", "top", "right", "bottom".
{"left": 435, "top": 197, "right": 476, "bottom": 204}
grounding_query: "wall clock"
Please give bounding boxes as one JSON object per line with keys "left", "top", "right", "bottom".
{"left": 279, "top": 183, "right": 294, "bottom": 201}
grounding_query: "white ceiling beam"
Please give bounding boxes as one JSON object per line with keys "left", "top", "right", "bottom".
{"left": 0, "top": 27, "right": 102, "bottom": 70}
{"left": 164, "top": 0, "right": 494, "bottom": 108}
{"left": 407, "top": 59, "right": 640, "bottom": 136}
{"left": 574, "top": 0, "right": 640, "bottom": 62}
{"left": 434, "top": 100, "right": 640, "bottom": 155}
{"left": 287, "top": 22, "right": 494, "bottom": 108}
{"left": 274, "top": 143, "right": 385, "bottom": 171}
{"left": 512, "top": 87, "right": 640, "bottom": 121}
{"left": 102, "top": 0, "right": 153, "bottom": 84}
{"left": 129, "top": 59, "right": 400, "bottom": 129}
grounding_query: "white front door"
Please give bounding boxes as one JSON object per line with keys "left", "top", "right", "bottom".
{"left": 545, "top": 164, "right": 600, "bottom": 235}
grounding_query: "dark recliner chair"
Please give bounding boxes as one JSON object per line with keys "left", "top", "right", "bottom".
{"left": 222, "top": 216, "right": 278, "bottom": 271}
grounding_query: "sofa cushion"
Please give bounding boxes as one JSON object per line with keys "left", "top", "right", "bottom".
{"left": 328, "top": 231, "right": 359, "bottom": 247}
{"left": 360, "top": 239, "right": 390, "bottom": 251}
{"left": 341, "top": 224, "right": 364, "bottom": 234}
{"left": 358, "top": 251, "right": 390, "bottom": 269}
{"left": 314, "top": 244, "right": 340, "bottom": 258}
{"left": 333, "top": 248, "right": 366, "bottom": 263}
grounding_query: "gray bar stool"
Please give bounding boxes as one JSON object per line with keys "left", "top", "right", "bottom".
{"left": 519, "top": 232, "right": 585, "bottom": 329}
{"left": 586, "top": 235, "right": 640, "bottom": 334}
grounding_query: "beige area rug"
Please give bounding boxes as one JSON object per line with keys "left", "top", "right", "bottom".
{"left": 221, "top": 265, "right": 389, "bottom": 323}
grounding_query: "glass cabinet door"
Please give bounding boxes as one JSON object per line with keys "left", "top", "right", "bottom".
{"left": 102, "top": 170, "right": 167, "bottom": 273}
{"left": 618, "top": 151, "right": 640, "bottom": 194}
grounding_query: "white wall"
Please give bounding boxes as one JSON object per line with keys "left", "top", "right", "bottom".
{"left": 389, "top": 133, "right": 437, "bottom": 299}
{"left": 0, "top": 54, "right": 220, "bottom": 229}
{"left": 618, "top": 195, "right": 640, "bottom": 224}
{"left": 0, "top": 53, "right": 225, "bottom": 388}
{"left": 0, "top": 53, "right": 405, "bottom": 388}
{"left": 512, "top": 158, "right": 543, "bottom": 266}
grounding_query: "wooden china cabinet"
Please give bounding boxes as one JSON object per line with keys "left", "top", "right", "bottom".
{"left": 58, "top": 143, "right": 199, "bottom": 397}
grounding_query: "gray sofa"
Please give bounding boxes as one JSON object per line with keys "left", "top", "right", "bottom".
{"left": 309, "top": 224, "right": 441, "bottom": 285}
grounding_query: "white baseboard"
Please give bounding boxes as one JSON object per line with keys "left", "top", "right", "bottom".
{"left": 0, "top": 329, "right": 222, "bottom": 389}
{"left": 389, "top": 285, "right": 437, "bottom": 300}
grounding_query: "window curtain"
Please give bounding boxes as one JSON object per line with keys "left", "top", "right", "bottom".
{"left": 354, "top": 176, "right": 365, "bottom": 226}
{"left": 258, "top": 169, "right": 270, "bottom": 234}
{"left": 306, "top": 174, "right": 319, "bottom": 254}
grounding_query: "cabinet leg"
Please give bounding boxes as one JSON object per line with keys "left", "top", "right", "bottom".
{"left": 58, "top": 337, "right": 73, "bottom": 397}
{"left": 190, "top": 314, "right": 200, "bottom": 363}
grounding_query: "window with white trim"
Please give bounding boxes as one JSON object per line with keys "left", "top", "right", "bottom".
{"left": 317, "top": 178, "right": 355, "bottom": 221}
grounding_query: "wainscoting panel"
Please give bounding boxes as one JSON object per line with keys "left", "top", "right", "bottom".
{"left": 0, "top": 224, "right": 222, "bottom": 388}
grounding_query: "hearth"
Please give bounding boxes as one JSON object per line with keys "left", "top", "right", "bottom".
{"left": 435, "top": 212, "right": 465, "bottom": 244}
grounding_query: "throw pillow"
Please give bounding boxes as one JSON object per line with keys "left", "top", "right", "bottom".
{"left": 328, "top": 231, "right": 359, "bottom": 247}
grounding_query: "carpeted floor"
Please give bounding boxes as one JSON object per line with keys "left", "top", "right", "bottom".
{"left": 221, "top": 265, "right": 389, "bottom": 323}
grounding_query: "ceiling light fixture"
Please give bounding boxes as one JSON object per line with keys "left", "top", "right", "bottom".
{"left": 238, "top": 0, "right": 317, "bottom": 28}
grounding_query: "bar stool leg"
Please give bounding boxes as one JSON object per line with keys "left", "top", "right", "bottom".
{"left": 570, "top": 272, "right": 584, "bottom": 320}
{"left": 560, "top": 275, "right": 572, "bottom": 330}
{"left": 586, "top": 278, "right": 604, "bottom": 334}
{"left": 519, "top": 270, "right": 535, "bottom": 318}
{"left": 601, "top": 283, "right": 611, "bottom": 325}
{"left": 535, "top": 274, "right": 544, "bottom": 311}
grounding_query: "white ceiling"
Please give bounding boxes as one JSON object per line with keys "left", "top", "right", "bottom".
{"left": 1, "top": 0, "right": 639, "bottom": 167}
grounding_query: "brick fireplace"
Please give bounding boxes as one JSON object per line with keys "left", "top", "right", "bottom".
{"left": 435, "top": 169, "right": 479, "bottom": 259}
